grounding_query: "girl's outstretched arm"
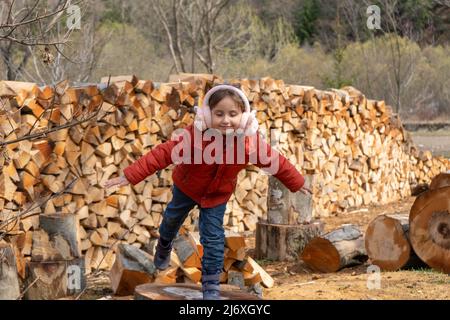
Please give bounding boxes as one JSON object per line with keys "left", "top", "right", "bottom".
{"left": 249, "top": 131, "right": 307, "bottom": 193}
{"left": 104, "top": 175, "right": 129, "bottom": 189}
{"left": 121, "top": 125, "right": 193, "bottom": 185}
{"left": 122, "top": 138, "right": 180, "bottom": 185}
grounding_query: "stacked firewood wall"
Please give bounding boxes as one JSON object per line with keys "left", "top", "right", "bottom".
{"left": 1, "top": 74, "right": 449, "bottom": 272}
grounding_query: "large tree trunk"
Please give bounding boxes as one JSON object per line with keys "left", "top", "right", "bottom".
{"left": 0, "top": 244, "right": 21, "bottom": 300}
{"left": 134, "top": 283, "right": 260, "bottom": 300}
{"left": 365, "top": 214, "right": 425, "bottom": 271}
{"left": 301, "top": 224, "right": 368, "bottom": 272}
{"left": 409, "top": 186, "right": 450, "bottom": 274}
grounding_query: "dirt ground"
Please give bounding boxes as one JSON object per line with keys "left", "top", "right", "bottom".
{"left": 81, "top": 196, "right": 449, "bottom": 300}
{"left": 254, "top": 196, "right": 449, "bottom": 300}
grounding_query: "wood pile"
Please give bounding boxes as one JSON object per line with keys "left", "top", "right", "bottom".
{"left": 1, "top": 74, "right": 449, "bottom": 275}
{"left": 110, "top": 228, "right": 273, "bottom": 296}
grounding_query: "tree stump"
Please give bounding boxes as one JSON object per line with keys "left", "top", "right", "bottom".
{"left": 301, "top": 224, "right": 368, "bottom": 272}
{"left": 24, "top": 258, "right": 86, "bottom": 300}
{"left": 409, "top": 186, "right": 450, "bottom": 274}
{"left": 255, "top": 220, "right": 323, "bottom": 261}
{"left": 0, "top": 244, "right": 21, "bottom": 300}
{"left": 134, "top": 283, "right": 260, "bottom": 300}
{"left": 256, "top": 175, "right": 321, "bottom": 261}
{"left": 23, "top": 213, "right": 86, "bottom": 299}
{"left": 365, "top": 214, "right": 425, "bottom": 271}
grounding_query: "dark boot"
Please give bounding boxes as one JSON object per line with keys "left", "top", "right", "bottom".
{"left": 154, "top": 237, "right": 173, "bottom": 270}
{"left": 202, "top": 273, "right": 221, "bottom": 300}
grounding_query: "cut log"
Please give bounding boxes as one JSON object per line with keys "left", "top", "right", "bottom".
{"left": 0, "top": 244, "right": 21, "bottom": 300}
{"left": 39, "top": 213, "right": 82, "bottom": 258}
{"left": 365, "top": 214, "right": 425, "bottom": 271}
{"left": 224, "top": 247, "right": 246, "bottom": 261}
{"left": 409, "top": 187, "right": 450, "bottom": 274}
{"left": 181, "top": 267, "right": 201, "bottom": 283}
{"left": 154, "top": 266, "right": 178, "bottom": 284}
{"left": 31, "top": 230, "right": 73, "bottom": 261}
{"left": 134, "top": 283, "right": 259, "bottom": 300}
{"left": 255, "top": 220, "right": 323, "bottom": 261}
{"left": 110, "top": 243, "right": 157, "bottom": 296}
{"left": 267, "top": 175, "right": 314, "bottom": 224}
{"left": 301, "top": 224, "right": 368, "bottom": 272}
{"left": 172, "top": 233, "right": 201, "bottom": 268}
{"left": 225, "top": 231, "right": 245, "bottom": 252}
{"left": 24, "top": 258, "right": 86, "bottom": 300}
{"left": 429, "top": 172, "right": 450, "bottom": 190}
{"left": 246, "top": 256, "right": 274, "bottom": 288}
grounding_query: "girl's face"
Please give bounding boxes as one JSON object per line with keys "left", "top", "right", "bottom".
{"left": 210, "top": 96, "right": 243, "bottom": 134}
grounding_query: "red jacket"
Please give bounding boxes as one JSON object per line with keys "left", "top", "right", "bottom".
{"left": 123, "top": 125, "right": 305, "bottom": 208}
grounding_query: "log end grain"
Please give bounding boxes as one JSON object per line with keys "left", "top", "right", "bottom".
{"left": 300, "top": 237, "right": 341, "bottom": 273}
{"left": 134, "top": 283, "right": 260, "bottom": 300}
{"left": 409, "top": 187, "right": 450, "bottom": 274}
{"left": 365, "top": 215, "right": 411, "bottom": 271}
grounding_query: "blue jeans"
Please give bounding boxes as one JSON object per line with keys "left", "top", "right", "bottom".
{"left": 158, "top": 184, "right": 227, "bottom": 275}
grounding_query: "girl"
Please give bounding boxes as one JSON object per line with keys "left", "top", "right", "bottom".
{"left": 104, "top": 84, "right": 311, "bottom": 299}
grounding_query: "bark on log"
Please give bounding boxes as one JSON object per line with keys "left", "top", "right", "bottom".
{"left": 255, "top": 220, "right": 323, "bottom": 261}
{"left": 267, "top": 175, "right": 314, "bottom": 224}
{"left": 409, "top": 187, "right": 450, "bottom": 274}
{"left": 134, "top": 283, "right": 260, "bottom": 300}
{"left": 301, "top": 224, "right": 368, "bottom": 272}
{"left": 365, "top": 214, "right": 425, "bottom": 271}
{"left": 0, "top": 244, "right": 21, "bottom": 300}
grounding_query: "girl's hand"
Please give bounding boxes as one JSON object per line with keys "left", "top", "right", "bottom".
{"left": 104, "top": 176, "right": 129, "bottom": 189}
{"left": 299, "top": 186, "right": 312, "bottom": 195}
